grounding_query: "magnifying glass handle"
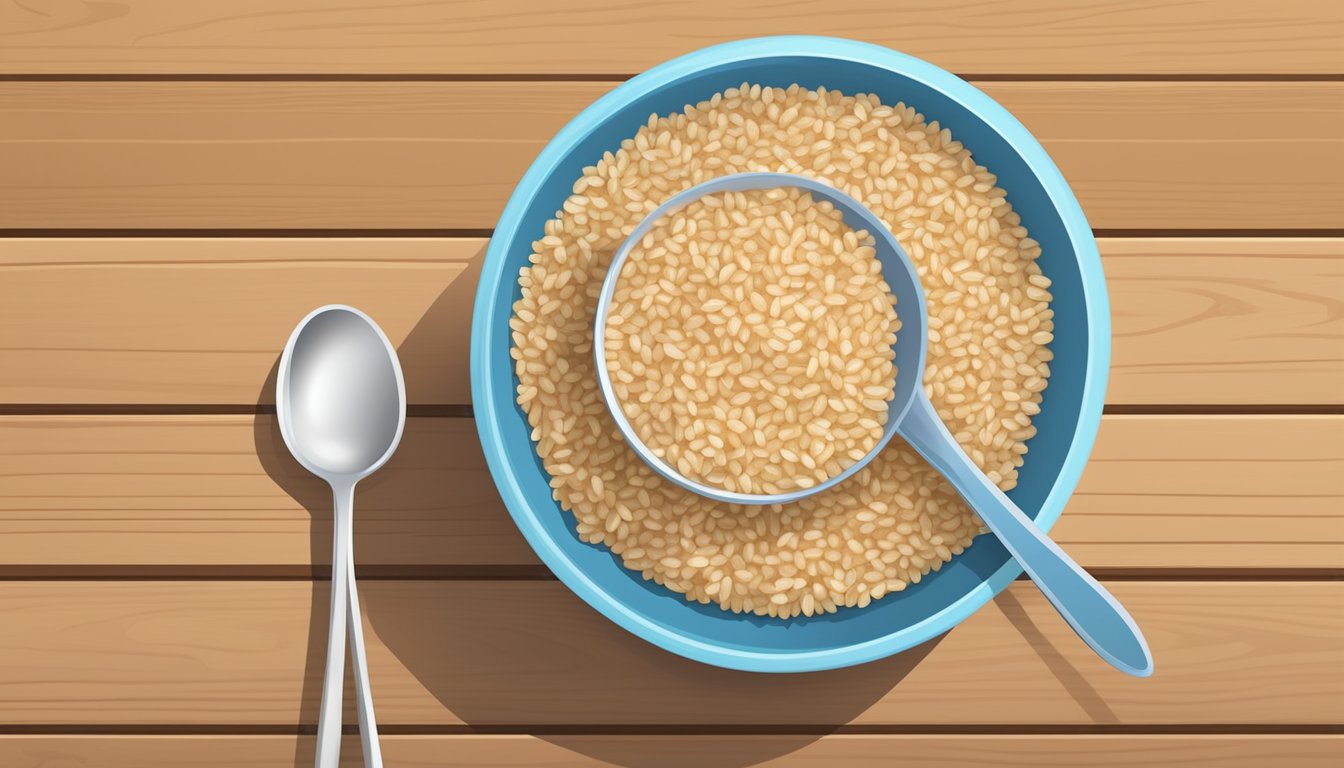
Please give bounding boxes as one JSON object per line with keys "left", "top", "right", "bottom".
{"left": 898, "top": 395, "right": 1154, "bottom": 678}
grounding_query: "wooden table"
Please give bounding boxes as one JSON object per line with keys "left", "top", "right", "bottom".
{"left": 1, "top": 2, "right": 1342, "bottom": 766}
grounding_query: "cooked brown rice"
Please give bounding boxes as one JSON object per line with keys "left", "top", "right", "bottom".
{"left": 510, "top": 83, "right": 1052, "bottom": 618}
{"left": 602, "top": 186, "right": 900, "bottom": 496}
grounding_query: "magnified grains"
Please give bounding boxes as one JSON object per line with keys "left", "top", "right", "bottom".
{"left": 509, "top": 83, "right": 1053, "bottom": 619}
{"left": 601, "top": 187, "right": 900, "bottom": 496}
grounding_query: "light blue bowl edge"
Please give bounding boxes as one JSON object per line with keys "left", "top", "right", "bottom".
{"left": 469, "top": 35, "right": 1111, "bottom": 673}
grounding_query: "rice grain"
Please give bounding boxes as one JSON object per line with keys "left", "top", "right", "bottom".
{"left": 510, "top": 83, "right": 1052, "bottom": 619}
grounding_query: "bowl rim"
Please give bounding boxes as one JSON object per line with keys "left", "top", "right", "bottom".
{"left": 470, "top": 35, "right": 1110, "bottom": 672}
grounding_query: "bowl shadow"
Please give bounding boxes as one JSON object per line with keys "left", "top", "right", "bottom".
{"left": 253, "top": 246, "right": 948, "bottom": 767}
{"left": 377, "top": 589, "right": 942, "bottom": 767}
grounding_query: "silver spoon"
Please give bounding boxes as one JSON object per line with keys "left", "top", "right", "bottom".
{"left": 277, "top": 305, "right": 405, "bottom": 768}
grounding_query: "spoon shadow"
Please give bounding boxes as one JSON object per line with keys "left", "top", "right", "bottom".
{"left": 254, "top": 357, "right": 327, "bottom": 767}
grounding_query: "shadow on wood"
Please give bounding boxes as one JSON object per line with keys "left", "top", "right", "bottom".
{"left": 355, "top": 257, "right": 945, "bottom": 767}
{"left": 368, "top": 576, "right": 943, "bottom": 767}
{"left": 995, "top": 588, "right": 1120, "bottom": 723}
{"left": 253, "top": 356, "right": 325, "bottom": 768}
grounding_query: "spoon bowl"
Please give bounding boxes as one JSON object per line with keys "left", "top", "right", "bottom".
{"left": 279, "top": 307, "right": 404, "bottom": 479}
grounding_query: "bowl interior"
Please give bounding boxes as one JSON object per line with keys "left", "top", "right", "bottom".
{"left": 474, "top": 41, "right": 1101, "bottom": 670}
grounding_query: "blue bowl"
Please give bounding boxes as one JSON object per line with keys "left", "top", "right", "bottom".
{"left": 471, "top": 36, "right": 1110, "bottom": 672}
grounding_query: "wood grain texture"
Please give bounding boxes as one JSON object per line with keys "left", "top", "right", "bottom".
{"left": 0, "top": 580, "right": 1339, "bottom": 726}
{"left": 1, "top": 735, "right": 1338, "bottom": 768}
{"left": 0, "top": 0, "right": 1338, "bottom": 755}
{"left": 1, "top": 238, "right": 1339, "bottom": 405}
{"left": 3, "top": 82, "right": 1342, "bottom": 230}
{"left": 1104, "top": 239, "right": 1344, "bottom": 404}
{"left": 0, "top": 415, "right": 1339, "bottom": 571}
{"left": 0, "top": 238, "right": 480, "bottom": 405}
{"left": 2, "top": 1, "right": 1341, "bottom": 75}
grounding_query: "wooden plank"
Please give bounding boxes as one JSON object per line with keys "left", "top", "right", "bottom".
{"left": 1104, "top": 239, "right": 1344, "bottom": 405}
{"left": 0, "top": 81, "right": 580, "bottom": 231}
{"left": 2, "top": 1, "right": 1341, "bottom": 75}
{"left": 0, "top": 581, "right": 1337, "bottom": 725}
{"left": 0, "top": 238, "right": 480, "bottom": 406}
{"left": 984, "top": 82, "right": 1344, "bottom": 232}
{"left": 0, "top": 734, "right": 1338, "bottom": 767}
{"left": 0, "top": 238, "right": 1339, "bottom": 406}
{"left": 0, "top": 415, "right": 1338, "bottom": 571}
{"left": 2, "top": 82, "right": 1341, "bottom": 230}
{"left": 0, "top": 415, "right": 536, "bottom": 569}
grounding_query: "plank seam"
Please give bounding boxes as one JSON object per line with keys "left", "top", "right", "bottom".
{"left": 1, "top": 229, "right": 1341, "bottom": 239}
{"left": 0, "top": 404, "right": 473, "bottom": 417}
{"left": 1, "top": 405, "right": 1339, "bottom": 417}
{"left": 0, "top": 568, "right": 1336, "bottom": 582}
{"left": 0, "top": 724, "right": 1337, "bottom": 736}
{"left": 1102, "top": 405, "right": 1344, "bottom": 415}
{"left": 0, "top": 74, "right": 1342, "bottom": 82}
{"left": 0, "top": 229, "right": 498, "bottom": 239}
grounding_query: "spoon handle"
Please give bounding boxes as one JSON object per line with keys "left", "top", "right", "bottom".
{"left": 347, "top": 528, "right": 383, "bottom": 767}
{"left": 899, "top": 396, "right": 1154, "bottom": 677}
{"left": 315, "top": 484, "right": 353, "bottom": 768}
